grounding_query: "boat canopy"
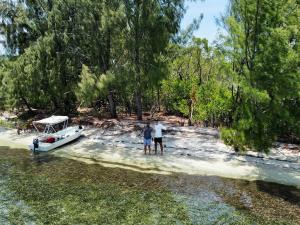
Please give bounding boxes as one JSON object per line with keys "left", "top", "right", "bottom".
{"left": 34, "top": 116, "right": 69, "bottom": 125}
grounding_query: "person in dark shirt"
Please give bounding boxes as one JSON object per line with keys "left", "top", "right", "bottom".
{"left": 143, "top": 122, "right": 153, "bottom": 155}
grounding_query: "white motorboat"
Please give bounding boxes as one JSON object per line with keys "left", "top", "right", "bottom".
{"left": 28, "top": 115, "right": 84, "bottom": 152}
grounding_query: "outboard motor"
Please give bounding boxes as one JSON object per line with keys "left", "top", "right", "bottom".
{"left": 33, "top": 139, "right": 39, "bottom": 152}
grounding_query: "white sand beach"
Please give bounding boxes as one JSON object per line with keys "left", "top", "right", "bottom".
{"left": 0, "top": 122, "right": 299, "bottom": 188}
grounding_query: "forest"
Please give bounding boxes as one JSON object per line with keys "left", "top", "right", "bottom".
{"left": 0, "top": 0, "right": 299, "bottom": 153}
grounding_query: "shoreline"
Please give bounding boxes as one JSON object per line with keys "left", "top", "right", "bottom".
{"left": 0, "top": 123, "right": 299, "bottom": 188}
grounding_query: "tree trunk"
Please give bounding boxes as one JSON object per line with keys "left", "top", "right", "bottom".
{"left": 103, "top": 26, "right": 117, "bottom": 119}
{"left": 136, "top": 92, "right": 142, "bottom": 120}
{"left": 51, "top": 97, "right": 59, "bottom": 111}
{"left": 134, "top": 0, "right": 142, "bottom": 120}
{"left": 21, "top": 97, "right": 33, "bottom": 114}
{"left": 212, "top": 114, "right": 215, "bottom": 128}
{"left": 134, "top": 48, "right": 142, "bottom": 120}
{"left": 126, "top": 101, "right": 132, "bottom": 117}
{"left": 188, "top": 99, "right": 193, "bottom": 126}
{"left": 157, "top": 86, "right": 160, "bottom": 112}
{"left": 108, "top": 89, "right": 117, "bottom": 118}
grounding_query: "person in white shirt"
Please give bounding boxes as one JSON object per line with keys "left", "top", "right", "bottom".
{"left": 154, "top": 120, "right": 167, "bottom": 155}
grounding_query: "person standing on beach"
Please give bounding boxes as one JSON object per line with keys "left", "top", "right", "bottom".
{"left": 154, "top": 120, "right": 167, "bottom": 155}
{"left": 143, "top": 122, "right": 153, "bottom": 155}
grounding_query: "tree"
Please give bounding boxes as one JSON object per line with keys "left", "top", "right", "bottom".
{"left": 122, "top": 0, "right": 184, "bottom": 120}
{"left": 0, "top": 0, "right": 51, "bottom": 55}
{"left": 221, "top": 0, "right": 300, "bottom": 152}
{"left": 162, "top": 38, "right": 232, "bottom": 126}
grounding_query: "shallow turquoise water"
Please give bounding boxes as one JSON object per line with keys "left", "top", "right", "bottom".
{"left": 0, "top": 146, "right": 299, "bottom": 225}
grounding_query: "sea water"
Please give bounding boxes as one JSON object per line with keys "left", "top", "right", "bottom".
{"left": 0, "top": 146, "right": 299, "bottom": 225}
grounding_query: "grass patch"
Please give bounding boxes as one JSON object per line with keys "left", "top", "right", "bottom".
{"left": 0, "top": 119, "right": 16, "bottom": 129}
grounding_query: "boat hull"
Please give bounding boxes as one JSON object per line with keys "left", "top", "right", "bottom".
{"left": 29, "top": 127, "right": 84, "bottom": 152}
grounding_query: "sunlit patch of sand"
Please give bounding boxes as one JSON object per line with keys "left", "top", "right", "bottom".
{"left": 1, "top": 126, "right": 300, "bottom": 188}
{"left": 52, "top": 140, "right": 300, "bottom": 188}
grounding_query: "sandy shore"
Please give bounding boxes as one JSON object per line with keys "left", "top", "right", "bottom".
{"left": 0, "top": 122, "right": 299, "bottom": 188}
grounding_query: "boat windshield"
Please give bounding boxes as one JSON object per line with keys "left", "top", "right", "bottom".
{"left": 41, "top": 121, "right": 68, "bottom": 134}
{"left": 43, "top": 125, "right": 56, "bottom": 134}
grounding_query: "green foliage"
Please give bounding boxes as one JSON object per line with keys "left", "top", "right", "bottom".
{"left": 0, "top": 0, "right": 184, "bottom": 117}
{"left": 0, "top": 0, "right": 299, "bottom": 152}
{"left": 221, "top": 0, "right": 300, "bottom": 152}
{"left": 76, "top": 65, "right": 116, "bottom": 106}
{"left": 162, "top": 38, "right": 232, "bottom": 125}
{"left": 195, "top": 80, "right": 232, "bottom": 122}
{"left": 76, "top": 65, "right": 99, "bottom": 106}
{"left": 0, "top": 119, "right": 15, "bottom": 129}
